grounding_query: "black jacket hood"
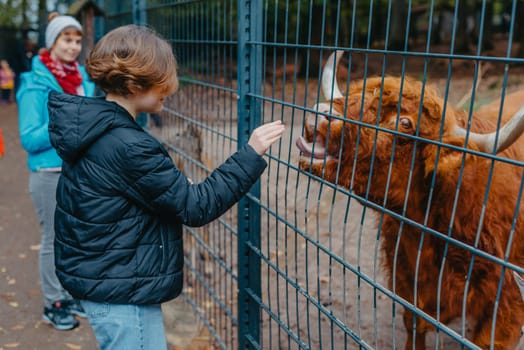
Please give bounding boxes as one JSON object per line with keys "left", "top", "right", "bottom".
{"left": 48, "top": 91, "right": 141, "bottom": 163}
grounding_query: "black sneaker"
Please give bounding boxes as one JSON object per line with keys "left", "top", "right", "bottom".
{"left": 62, "top": 299, "right": 87, "bottom": 318}
{"left": 42, "top": 301, "right": 79, "bottom": 331}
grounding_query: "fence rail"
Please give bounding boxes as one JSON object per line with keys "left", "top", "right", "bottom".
{"left": 101, "top": 1, "right": 524, "bottom": 349}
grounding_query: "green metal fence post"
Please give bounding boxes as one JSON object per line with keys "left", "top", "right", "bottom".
{"left": 132, "top": 0, "right": 146, "bottom": 25}
{"left": 237, "top": 0, "right": 263, "bottom": 348}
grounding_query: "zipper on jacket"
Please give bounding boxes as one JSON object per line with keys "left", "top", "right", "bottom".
{"left": 160, "top": 231, "right": 168, "bottom": 273}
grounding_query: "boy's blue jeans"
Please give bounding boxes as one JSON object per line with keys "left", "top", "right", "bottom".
{"left": 81, "top": 300, "right": 168, "bottom": 350}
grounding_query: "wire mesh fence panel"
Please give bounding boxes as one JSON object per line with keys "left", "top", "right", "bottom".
{"left": 148, "top": 1, "right": 242, "bottom": 348}
{"left": 100, "top": 0, "right": 524, "bottom": 349}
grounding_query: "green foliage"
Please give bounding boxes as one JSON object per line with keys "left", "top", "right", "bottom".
{"left": 0, "top": 1, "right": 22, "bottom": 27}
{"left": 263, "top": 0, "right": 512, "bottom": 47}
{"left": 0, "top": 0, "right": 87, "bottom": 29}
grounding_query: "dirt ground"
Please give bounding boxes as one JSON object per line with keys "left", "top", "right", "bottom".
{"left": 0, "top": 102, "right": 98, "bottom": 349}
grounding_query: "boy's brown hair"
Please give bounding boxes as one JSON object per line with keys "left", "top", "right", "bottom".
{"left": 86, "top": 25, "right": 178, "bottom": 96}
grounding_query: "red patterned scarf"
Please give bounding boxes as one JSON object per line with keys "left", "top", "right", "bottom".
{"left": 39, "top": 50, "right": 82, "bottom": 94}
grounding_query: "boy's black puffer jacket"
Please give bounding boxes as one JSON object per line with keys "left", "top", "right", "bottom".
{"left": 48, "top": 92, "right": 267, "bottom": 305}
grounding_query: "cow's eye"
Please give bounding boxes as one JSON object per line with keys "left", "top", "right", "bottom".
{"left": 400, "top": 118, "right": 412, "bottom": 130}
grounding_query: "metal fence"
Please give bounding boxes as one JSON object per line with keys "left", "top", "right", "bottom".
{"left": 100, "top": 1, "right": 524, "bottom": 349}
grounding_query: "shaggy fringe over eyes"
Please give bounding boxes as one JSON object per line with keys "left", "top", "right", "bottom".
{"left": 86, "top": 25, "right": 178, "bottom": 96}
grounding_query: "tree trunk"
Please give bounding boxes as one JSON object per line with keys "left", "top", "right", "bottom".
{"left": 480, "top": 0, "right": 494, "bottom": 52}
{"left": 455, "top": 0, "right": 471, "bottom": 53}
{"left": 518, "top": 0, "right": 524, "bottom": 57}
{"left": 389, "top": 0, "right": 406, "bottom": 50}
{"left": 20, "top": 0, "right": 29, "bottom": 28}
{"left": 38, "top": 0, "right": 46, "bottom": 48}
{"left": 298, "top": 3, "right": 324, "bottom": 77}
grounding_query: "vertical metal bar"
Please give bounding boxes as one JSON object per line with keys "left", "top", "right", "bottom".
{"left": 93, "top": 0, "right": 105, "bottom": 40}
{"left": 237, "top": 0, "right": 262, "bottom": 348}
{"left": 132, "top": 0, "right": 147, "bottom": 25}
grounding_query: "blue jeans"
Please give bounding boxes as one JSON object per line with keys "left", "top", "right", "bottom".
{"left": 80, "top": 300, "right": 168, "bottom": 350}
{"left": 29, "top": 171, "right": 72, "bottom": 307}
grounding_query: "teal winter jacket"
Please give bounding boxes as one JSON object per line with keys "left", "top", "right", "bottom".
{"left": 17, "top": 55, "right": 95, "bottom": 171}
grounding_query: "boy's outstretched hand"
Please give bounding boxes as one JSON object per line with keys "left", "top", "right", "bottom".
{"left": 248, "top": 120, "right": 286, "bottom": 156}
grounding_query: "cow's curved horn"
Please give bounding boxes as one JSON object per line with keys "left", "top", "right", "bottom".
{"left": 514, "top": 271, "right": 524, "bottom": 301}
{"left": 453, "top": 106, "right": 524, "bottom": 153}
{"left": 321, "top": 50, "right": 345, "bottom": 100}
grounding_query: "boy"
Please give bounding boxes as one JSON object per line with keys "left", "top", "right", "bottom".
{"left": 48, "top": 25, "right": 285, "bottom": 349}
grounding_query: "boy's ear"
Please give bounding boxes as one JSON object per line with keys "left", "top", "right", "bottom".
{"left": 423, "top": 136, "right": 478, "bottom": 177}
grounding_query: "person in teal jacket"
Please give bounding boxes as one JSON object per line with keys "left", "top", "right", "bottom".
{"left": 16, "top": 12, "right": 95, "bottom": 331}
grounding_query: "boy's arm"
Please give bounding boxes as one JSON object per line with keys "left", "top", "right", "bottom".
{"left": 126, "top": 142, "right": 266, "bottom": 227}
{"left": 124, "top": 121, "right": 284, "bottom": 226}
{"left": 178, "top": 144, "right": 267, "bottom": 226}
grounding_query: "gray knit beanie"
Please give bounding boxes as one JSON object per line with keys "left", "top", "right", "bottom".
{"left": 45, "top": 15, "right": 82, "bottom": 49}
